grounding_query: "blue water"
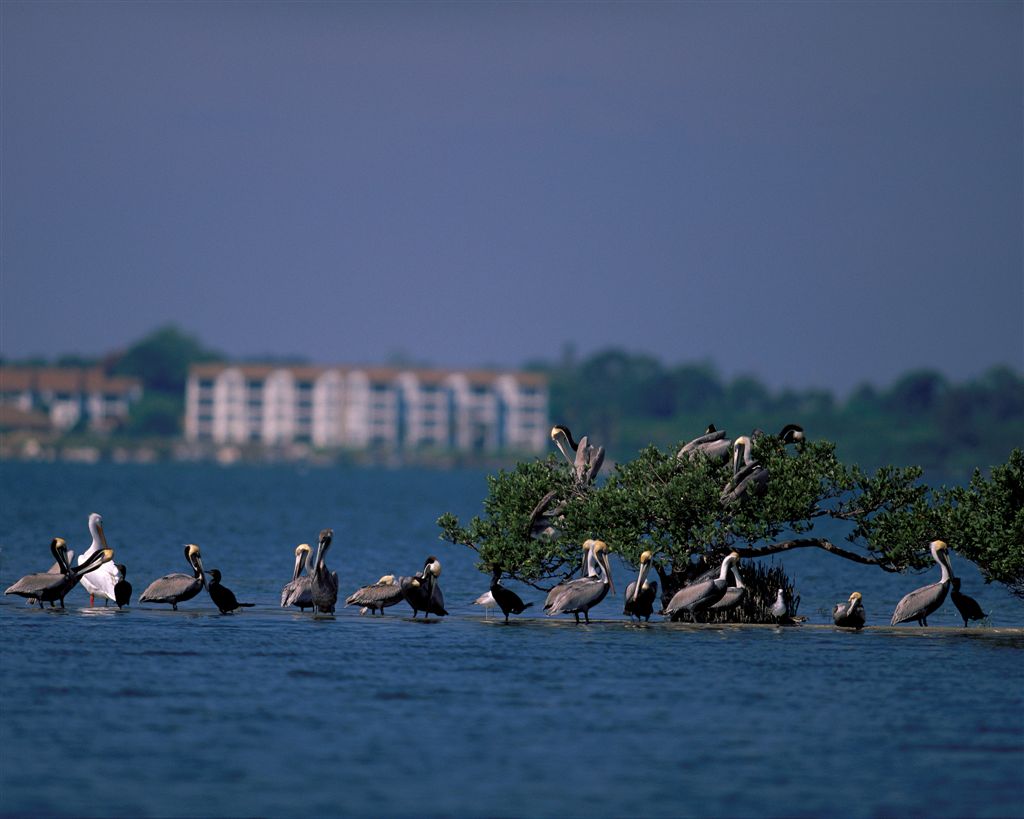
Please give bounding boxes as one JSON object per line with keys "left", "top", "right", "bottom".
{"left": 1, "top": 462, "right": 1022, "bottom": 818}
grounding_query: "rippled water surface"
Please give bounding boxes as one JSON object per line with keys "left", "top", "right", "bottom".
{"left": 2, "top": 462, "right": 1022, "bottom": 818}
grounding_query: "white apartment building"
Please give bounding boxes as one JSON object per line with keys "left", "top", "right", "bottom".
{"left": 0, "top": 367, "right": 143, "bottom": 432}
{"left": 184, "top": 363, "right": 548, "bottom": 453}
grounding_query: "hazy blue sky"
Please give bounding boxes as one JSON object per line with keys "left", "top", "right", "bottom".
{"left": 2, "top": 1, "right": 1021, "bottom": 393}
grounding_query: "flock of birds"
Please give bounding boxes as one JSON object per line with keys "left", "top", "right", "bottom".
{"left": 2, "top": 424, "right": 991, "bottom": 629}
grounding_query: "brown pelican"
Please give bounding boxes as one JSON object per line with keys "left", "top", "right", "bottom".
{"left": 890, "top": 540, "right": 954, "bottom": 626}
{"left": 77, "top": 512, "right": 120, "bottom": 606}
{"left": 833, "top": 591, "right": 865, "bottom": 629}
{"left": 550, "top": 424, "right": 605, "bottom": 485}
{"left": 280, "top": 544, "right": 314, "bottom": 611}
{"left": 488, "top": 568, "right": 533, "bottom": 623}
{"left": 310, "top": 529, "right": 338, "bottom": 615}
{"left": 527, "top": 489, "right": 566, "bottom": 541}
{"left": 720, "top": 436, "right": 768, "bottom": 505}
{"left": 401, "top": 557, "right": 447, "bottom": 618}
{"left": 677, "top": 424, "right": 732, "bottom": 463}
{"left": 345, "top": 575, "right": 405, "bottom": 615}
{"left": 545, "top": 540, "right": 615, "bottom": 623}
{"left": 778, "top": 424, "right": 805, "bottom": 445}
{"left": 543, "top": 540, "right": 597, "bottom": 611}
{"left": 113, "top": 564, "right": 132, "bottom": 609}
{"left": 623, "top": 550, "right": 658, "bottom": 621}
{"left": 207, "top": 569, "right": 255, "bottom": 614}
{"left": 950, "top": 577, "right": 987, "bottom": 627}
{"left": 139, "top": 544, "right": 206, "bottom": 610}
{"left": 5, "top": 538, "right": 114, "bottom": 608}
{"left": 707, "top": 563, "right": 746, "bottom": 616}
{"left": 662, "top": 552, "right": 740, "bottom": 622}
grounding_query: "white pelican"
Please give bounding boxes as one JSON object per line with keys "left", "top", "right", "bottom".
{"left": 890, "top": 540, "right": 954, "bottom": 626}
{"left": 545, "top": 540, "right": 615, "bottom": 623}
{"left": 623, "top": 550, "right": 658, "bottom": 621}
{"left": 139, "top": 545, "right": 206, "bottom": 610}
{"left": 662, "top": 552, "right": 740, "bottom": 622}
{"left": 832, "top": 591, "right": 865, "bottom": 629}
{"left": 77, "top": 513, "right": 120, "bottom": 605}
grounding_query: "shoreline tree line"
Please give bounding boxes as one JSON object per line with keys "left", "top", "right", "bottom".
{"left": 3, "top": 324, "right": 1022, "bottom": 477}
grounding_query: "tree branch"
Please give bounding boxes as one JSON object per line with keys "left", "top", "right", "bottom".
{"left": 733, "top": 538, "right": 899, "bottom": 572}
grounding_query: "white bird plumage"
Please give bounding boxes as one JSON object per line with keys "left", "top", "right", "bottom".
{"left": 77, "top": 513, "right": 120, "bottom": 605}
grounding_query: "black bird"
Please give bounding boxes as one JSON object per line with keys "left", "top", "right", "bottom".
{"left": 401, "top": 556, "right": 447, "bottom": 618}
{"left": 950, "top": 577, "right": 987, "bottom": 627}
{"left": 207, "top": 569, "right": 255, "bottom": 614}
{"left": 488, "top": 568, "right": 533, "bottom": 623}
{"left": 113, "top": 563, "right": 133, "bottom": 609}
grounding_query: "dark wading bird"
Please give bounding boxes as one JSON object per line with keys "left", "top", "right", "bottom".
{"left": 207, "top": 569, "right": 255, "bottom": 614}
{"left": 345, "top": 575, "right": 405, "bottom": 615}
{"left": 488, "top": 568, "right": 533, "bottom": 623}
{"left": 310, "top": 529, "right": 338, "bottom": 615}
{"left": 401, "top": 557, "right": 447, "bottom": 618}
{"left": 546, "top": 540, "right": 615, "bottom": 623}
{"left": 890, "top": 540, "right": 954, "bottom": 627}
{"left": 662, "top": 552, "right": 740, "bottom": 622}
{"left": 77, "top": 512, "right": 120, "bottom": 606}
{"left": 623, "top": 550, "right": 658, "bottom": 622}
{"left": 139, "top": 544, "right": 206, "bottom": 610}
{"left": 5, "top": 538, "right": 114, "bottom": 608}
{"left": 833, "top": 591, "right": 865, "bottom": 629}
{"left": 950, "top": 577, "right": 987, "bottom": 627}
{"left": 281, "top": 543, "right": 314, "bottom": 612}
{"left": 113, "top": 564, "right": 132, "bottom": 609}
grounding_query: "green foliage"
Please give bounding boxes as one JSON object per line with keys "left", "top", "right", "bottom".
{"left": 122, "top": 393, "right": 184, "bottom": 437}
{"left": 439, "top": 437, "right": 1024, "bottom": 601}
{"left": 530, "top": 350, "right": 1024, "bottom": 475}
{"left": 112, "top": 324, "right": 222, "bottom": 395}
{"left": 941, "top": 449, "right": 1024, "bottom": 597}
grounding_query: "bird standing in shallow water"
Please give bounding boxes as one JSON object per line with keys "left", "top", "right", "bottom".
{"left": 207, "top": 569, "right": 255, "bottom": 614}
{"left": 623, "top": 551, "right": 658, "bottom": 622}
{"left": 113, "top": 564, "right": 132, "bottom": 609}
{"left": 5, "top": 538, "right": 114, "bottom": 608}
{"left": 488, "top": 568, "right": 533, "bottom": 623}
{"left": 832, "top": 591, "right": 865, "bottom": 629}
{"left": 345, "top": 575, "right": 405, "bottom": 615}
{"left": 77, "top": 512, "right": 120, "bottom": 606}
{"left": 310, "top": 529, "right": 338, "bottom": 615}
{"left": 891, "top": 540, "right": 954, "bottom": 627}
{"left": 281, "top": 543, "right": 314, "bottom": 612}
{"left": 949, "top": 577, "right": 987, "bottom": 627}
{"left": 139, "top": 545, "right": 206, "bottom": 610}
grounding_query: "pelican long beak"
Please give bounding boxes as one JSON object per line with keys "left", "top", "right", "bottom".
{"left": 76, "top": 548, "right": 114, "bottom": 577}
{"left": 599, "top": 547, "right": 615, "bottom": 596}
{"left": 52, "top": 538, "right": 70, "bottom": 575}
{"left": 97, "top": 521, "right": 109, "bottom": 549}
{"left": 632, "top": 560, "right": 650, "bottom": 602}
{"left": 290, "top": 550, "right": 305, "bottom": 582}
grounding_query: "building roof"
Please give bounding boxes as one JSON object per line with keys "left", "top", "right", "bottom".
{"left": 187, "top": 362, "right": 548, "bottom": 387}
{"left": 0, "top": 367, "right": 142, "bottom": 395}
